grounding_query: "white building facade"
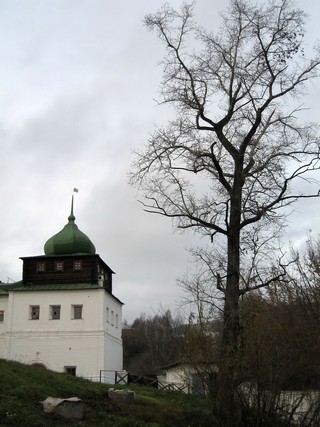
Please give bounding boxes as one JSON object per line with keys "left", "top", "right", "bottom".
{"left": 0, "top": 201, "right": 123, "bottom": 381}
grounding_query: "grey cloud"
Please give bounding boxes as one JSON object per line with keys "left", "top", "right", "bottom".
{"left": 0, "top": 0, "right": 319, "bottom": 323}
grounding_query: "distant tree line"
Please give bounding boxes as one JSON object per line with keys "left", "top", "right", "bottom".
{"left": 122, "top": 310, "right": 183, "bottom": 376}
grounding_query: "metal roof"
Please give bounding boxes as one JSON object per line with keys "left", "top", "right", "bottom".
{"left": 44, "top": 196, "right": 96, "bottom": 256}
{"left": 0, "top": 282, "right": 100, "bottom": 293}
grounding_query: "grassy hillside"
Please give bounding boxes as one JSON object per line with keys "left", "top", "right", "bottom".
{"left": 0, "top": 359, "right": 213, "bottom": 426}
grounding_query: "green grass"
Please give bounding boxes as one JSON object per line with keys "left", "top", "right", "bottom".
{"left": 0, "top": 359, "right": 213, "bottom": 426}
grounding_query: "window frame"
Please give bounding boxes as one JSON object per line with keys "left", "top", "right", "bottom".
{"left": 72, "top": 305, "right": 83, "bottom": 320}
{"left": 111, "top": 310, "right": 114, "bottom": 326}
{"left": 37, "top": 262, "right": 46, "bottom": 273}
{"left": 64, "top": 366, "right": 76, "bottom": 376}
{"left": 50, "top": 305, "right": 61, "bottom": 320}
{"left": 73, "top": 260, "right": 82, "bottom": 271}
{"left": 30, "top": 305, "right": 40, "bottom": 320}
{"left": 54, "top": 261, "right": 64, "bottom": 272}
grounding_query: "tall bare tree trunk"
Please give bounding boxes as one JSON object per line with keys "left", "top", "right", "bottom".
{"left": 214, "top": 176, "right": 242, "bottom": 425}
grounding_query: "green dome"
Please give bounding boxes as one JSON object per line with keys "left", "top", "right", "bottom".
{"left": 44, "top": 211, "right": 96, "bottom": 256}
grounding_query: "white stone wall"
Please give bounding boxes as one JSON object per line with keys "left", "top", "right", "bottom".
{"left": 0, "top": 295, "right": 8, "bottom": 332}
{"left": 103, "top": 292, "right": 122, "bottom": 339}
{"left": 0, "top": 288, "right": 123, "bottom": 380}
{"left": 103, "top": 291, "right": 123, "bottom": 374}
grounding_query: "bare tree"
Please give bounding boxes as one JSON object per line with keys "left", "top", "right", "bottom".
{"left": 130, "top": 0, "right": 320, "bottom": 423}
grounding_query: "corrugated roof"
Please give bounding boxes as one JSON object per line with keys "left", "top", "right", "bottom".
{"left": 0, "top": 281, "right": 23, "bottom": 293}
{"left": 0, "top": 282, "right": 101, "bottom": 293}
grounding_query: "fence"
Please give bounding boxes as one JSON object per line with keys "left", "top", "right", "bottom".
{"left": 99, "top": 370, "right": 189, "bottom": 393}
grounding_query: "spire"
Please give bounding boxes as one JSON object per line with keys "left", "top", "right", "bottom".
{"left": 69, "top": 194, "right": 75, "bottom": 222}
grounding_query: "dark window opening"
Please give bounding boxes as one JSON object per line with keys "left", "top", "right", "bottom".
{"left": 30, "top": 305, "right": 40, "bottom": 320}
{"left": 64, "top": 366, "right": 76, "bottom": 376}
{"left": 50, "top": 305, "right": 61, "bottom": 320}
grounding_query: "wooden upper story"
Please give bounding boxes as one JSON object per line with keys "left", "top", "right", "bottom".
{"left": 20, "top": 254, "right": 114, "bottom": 293}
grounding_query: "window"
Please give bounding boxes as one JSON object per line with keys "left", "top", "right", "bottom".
{"left": 37, "top": 262, "right": 46, "bottom": 272}
{"left": 50, "top": 305, "right": 61, "bottom": 320}
{"left": 73, "top": 260, "right": 82, "bottom": 271}
{"left": 111, "top": 310, "right": 114, "bottom": 326}
{"left": 72, "top": 305, "right": 83, "bottom": 319}
{"left": 30, "top": 305, "right": 40, "bottom": 320}
{"left": 116, "top": 313, "right": 119, "bottom": 328}
{"left": 64, "top": 366, "right": 76, "bottom": 376}
{"left": 106, "top": 307, "right": 109, "bottom": 323}
{"left": 0, "top": 311, "right": 4, "bottom": 322}
{"left": 55, "top": 261, "right": 64, "bottom": 272}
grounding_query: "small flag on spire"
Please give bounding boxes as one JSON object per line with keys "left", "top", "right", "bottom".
{"left": 73, "top": 188, "right": 79, "bottom": 193}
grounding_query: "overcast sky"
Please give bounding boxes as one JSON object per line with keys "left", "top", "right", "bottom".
{"left": 0, "top": 0, "right": 319, "bottom": 323}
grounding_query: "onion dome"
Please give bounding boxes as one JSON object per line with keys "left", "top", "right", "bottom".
{"left": 44, "top": 197, "right": 96, "bottom": 256}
